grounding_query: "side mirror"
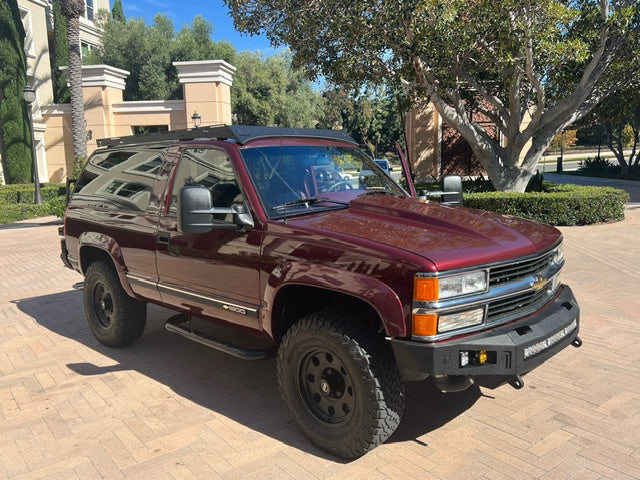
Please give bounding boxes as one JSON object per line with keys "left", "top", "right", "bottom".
{"left": 178, "top": 185, "right": 253, "bottom": 234}
{"left": 179, "top": 186, "right": 214, "bottom": 234}
{"left": 440, "top": 175, "right": 463, "bottom": 206}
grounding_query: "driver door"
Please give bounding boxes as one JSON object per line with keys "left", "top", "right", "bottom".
{"left": 156, "top": 146, "right": 262, "bottom": 329}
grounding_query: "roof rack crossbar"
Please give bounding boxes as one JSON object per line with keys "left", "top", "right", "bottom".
{"left": 96, "top": 125, "right": 357, "bottom": 148}
{"left": 96, "top": 125, "right": 234, "bottom": 147}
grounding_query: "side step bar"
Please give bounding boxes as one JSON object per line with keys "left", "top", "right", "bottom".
{"left": 165, "top": 314, "right": 274, "bottom": 360}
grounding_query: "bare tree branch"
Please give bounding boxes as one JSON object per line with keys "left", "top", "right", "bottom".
{"left": 459, "top": 71, "right": 509, "bottom": 124}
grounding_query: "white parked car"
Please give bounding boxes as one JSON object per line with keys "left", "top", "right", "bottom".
{"left": 359, "top": 158, "right": 392, "bottom": 186}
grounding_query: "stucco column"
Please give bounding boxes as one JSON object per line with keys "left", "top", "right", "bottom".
{"left": 46, "top": 64, "right": 129, "bottom": 180}
{"left": 79, "top": 64, "right": 129, "bottom": 149}
{"left": 406, "top": 104, "right": 441, "bottom": 181}
{"left": 173, "top": 60, "right": 236, "bottom": 128}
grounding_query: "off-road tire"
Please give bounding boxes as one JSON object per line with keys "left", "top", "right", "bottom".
{"left": 84, "top": 261, "right": 146, "bottom": 347}
{"left": 277, "top": 310, "right": 405, "bottom": 458}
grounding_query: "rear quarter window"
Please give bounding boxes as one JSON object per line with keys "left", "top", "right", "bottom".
{"left": 74, "top": 148, "right": 165, "bottom": 211}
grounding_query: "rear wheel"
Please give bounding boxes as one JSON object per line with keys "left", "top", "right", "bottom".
{"left": 277, "top": 311, "right": 405, "bottom": 458}
{"left": 84, "top": 261, "right": 146, "bottom": 347}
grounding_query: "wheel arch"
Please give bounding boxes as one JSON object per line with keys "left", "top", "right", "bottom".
{"left": 78, "top": 232, "right": 135, "bottom": 297}
{"left": 264, "top": 264, "right": 408, "bottom": 344}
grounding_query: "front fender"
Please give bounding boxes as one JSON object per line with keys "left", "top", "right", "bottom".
{"left": 78, "top": 231, "right": 135, "bottom": 297}
{"left": 263, "top": 261, "right": 408, "bottom": 337}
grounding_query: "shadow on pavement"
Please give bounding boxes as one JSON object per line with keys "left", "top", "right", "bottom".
{"left": 389, "top": 381, "right": 481, "bottom": 445}
{"left": 15, "top": 289, "right": 480, "bottom": 459}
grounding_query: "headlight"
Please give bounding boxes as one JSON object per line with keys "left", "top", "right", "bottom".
{"left": 414, "top": 270, "right": 487, "bottom": 301}
{"left": 552, "top": 244, "right": 564, "bottom": 266}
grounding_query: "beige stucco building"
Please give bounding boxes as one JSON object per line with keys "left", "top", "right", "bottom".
{"left": 3, "top": 1, "right": 236, "bottom": 184}
{"left": 43, "top": 61, "right": 235, "bottom": 181}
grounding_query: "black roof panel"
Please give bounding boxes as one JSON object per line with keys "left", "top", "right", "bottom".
{"left": 96, "top": 124, "right": 357, "bottom": 148}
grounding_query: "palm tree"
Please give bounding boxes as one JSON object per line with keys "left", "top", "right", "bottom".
{"left": 60, "top": 0, "right": 86, "bottom": 172}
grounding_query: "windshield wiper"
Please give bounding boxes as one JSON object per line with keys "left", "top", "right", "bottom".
{"left": 272, "top": 197, "right": 350, "bottom": 211}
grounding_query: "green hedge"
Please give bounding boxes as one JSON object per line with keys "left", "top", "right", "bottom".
{"left": 0, "top": 203, "right": 59, "bottom": 225}
{"left": 0, "top": 183, "right": 66, "bottom": 205}
{"left": 464, "top": 184, "right": 629, "bottom": 226}
{"left": 0, "top": 183, "right": 66, "bottom": 225}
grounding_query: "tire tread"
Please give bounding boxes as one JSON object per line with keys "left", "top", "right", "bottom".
{"left": 84, "top": 261, "right": 146, "bottom": 347}
{"left": 277, "top": 310, "right": 405, "bottom": 458}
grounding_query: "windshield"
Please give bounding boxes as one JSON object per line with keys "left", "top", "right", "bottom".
{"left": 240, "top": 145, "right": 406, "bottom": 219}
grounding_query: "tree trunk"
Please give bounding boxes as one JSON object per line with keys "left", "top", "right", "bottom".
{"left": 61, "top": 0, "right": 87, "bottom": 169}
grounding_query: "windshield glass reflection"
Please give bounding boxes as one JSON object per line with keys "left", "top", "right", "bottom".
{"left": 240, "top": 145, "right": 406, "bottom": 218}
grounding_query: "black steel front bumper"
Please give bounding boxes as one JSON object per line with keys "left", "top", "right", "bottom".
{"left": 390, "top": 285, "right": 580, "bottom": 384}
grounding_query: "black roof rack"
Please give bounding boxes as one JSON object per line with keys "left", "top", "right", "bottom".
{"left": 96, "top": 124, "right": 357, "bottom": 148}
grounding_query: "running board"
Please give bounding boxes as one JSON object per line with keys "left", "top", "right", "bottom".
{"left": 165, "top": 314, "right": 274, "bottom": 360}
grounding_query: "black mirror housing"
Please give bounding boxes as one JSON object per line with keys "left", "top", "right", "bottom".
{"left": 178, "top": 186, "right": 254, "bottom": 233}
{"left": 179, "top": 186, "right": 215, "bottom": 234}
{"left": 440, "top": 175, "right": 463, "bottom": 205}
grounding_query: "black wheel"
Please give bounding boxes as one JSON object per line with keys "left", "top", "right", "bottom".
{"left": 277, "top": 311, "right": 405, "bottom": 458}
{"left": 84, "top": 261, "right": 146, "bottom": 347}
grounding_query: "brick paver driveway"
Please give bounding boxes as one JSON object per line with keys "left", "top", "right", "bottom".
{"left": 1, "top": 208, "right": 639, "bottom": 479}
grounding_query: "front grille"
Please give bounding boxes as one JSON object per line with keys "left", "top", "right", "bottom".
{"left": 412, "top": 244, "right": 563, "bottom": 341}
{"left": 487, "top": 287, "right": 552, "bottom": 322}
{"left": 489, "top": 250, "right": 554, "bottom": 286}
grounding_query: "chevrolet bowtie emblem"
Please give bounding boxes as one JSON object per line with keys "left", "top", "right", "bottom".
{"left": 531, "top": 276, "right": 547, "bottom": 291}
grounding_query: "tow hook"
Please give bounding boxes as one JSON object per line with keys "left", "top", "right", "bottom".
{"left": 572, "top": 335, "right": 583, "bottom": 348}
{"left": 509, "top": 375, "right": 525, "bottom": 390}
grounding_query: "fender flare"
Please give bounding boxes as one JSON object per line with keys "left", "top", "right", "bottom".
{"left": 77, "top": 231, "right": 135, "bottom": 297}
{"left": 263, "top": 261, "right": 408, "bottom": 338}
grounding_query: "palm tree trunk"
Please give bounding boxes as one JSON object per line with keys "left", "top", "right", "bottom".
{"left": 61, "top": 0, "right": 87, "bottom": 170}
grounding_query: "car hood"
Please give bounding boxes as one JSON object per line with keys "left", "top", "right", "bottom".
{"left": 289, "top": 194, "right": 561, "bottom": 271}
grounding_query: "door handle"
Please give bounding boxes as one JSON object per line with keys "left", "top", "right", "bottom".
{"left": 157, "top": 231, "right": 170, "bottom": 244}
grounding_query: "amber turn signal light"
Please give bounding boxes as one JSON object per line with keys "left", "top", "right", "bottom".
{"left": 414, "top": 277, "right": 438, "bottom": 302}
{"left": 412, "top": 313, "right": 438, "bottom": 337}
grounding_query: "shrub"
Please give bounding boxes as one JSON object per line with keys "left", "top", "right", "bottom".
{"left": 578, "top": 157, "right": 621, "bottom": 177}
{"left": 0, "top": 203, "right": 59, "bottom": 225}
{"left": 0, "top": 0, "right": 32, "bottom": 183}
{"left": 0, "top": 183, "right": 66, "bottom": 205}
{"left": 0, "top": 183, "right": 67, "bottom": 225}
{"left": 464, "top": 184, "right": 629, "bottom": 226}
{"left": 46, "top": 195, "right": 67, "bottom": 218}
{"left": 525, "top": 171, "right": 545, "bottom": 192}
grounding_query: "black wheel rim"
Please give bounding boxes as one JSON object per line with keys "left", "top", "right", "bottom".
{"left": 298, "top": 348, "right": 355, "bottom": 424}
{"left": 92, "top": 282, "right": 114, "bottom": 329}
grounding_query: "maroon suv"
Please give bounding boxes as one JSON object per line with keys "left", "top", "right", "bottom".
{"left": 60, "top": 125, "right": 581, "bottom": 458}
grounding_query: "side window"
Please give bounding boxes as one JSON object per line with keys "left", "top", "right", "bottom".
{"left": 74, "top": 148, "right": 164, "bottom": 212}
{"left": 169, "top": 148, "right": 242, "bottom": 219}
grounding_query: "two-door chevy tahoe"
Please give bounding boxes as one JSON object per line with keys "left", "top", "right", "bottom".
{"left": 60, "top": 125, "right": 581, "bottom": 458}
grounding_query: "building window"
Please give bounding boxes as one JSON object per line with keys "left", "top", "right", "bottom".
{"left": 80, "top": 41, "right": 96, "bottom": 59}
{"left": 85, "top": 0, "right": 94, "bottom": 21}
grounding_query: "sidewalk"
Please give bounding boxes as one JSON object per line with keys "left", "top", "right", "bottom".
{"left": 1, "top": 211, "right": 639, "bottom": 479}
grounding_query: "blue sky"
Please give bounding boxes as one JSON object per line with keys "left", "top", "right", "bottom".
{"left": 114, "top": 0, "right": 276, "bottom": 54}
